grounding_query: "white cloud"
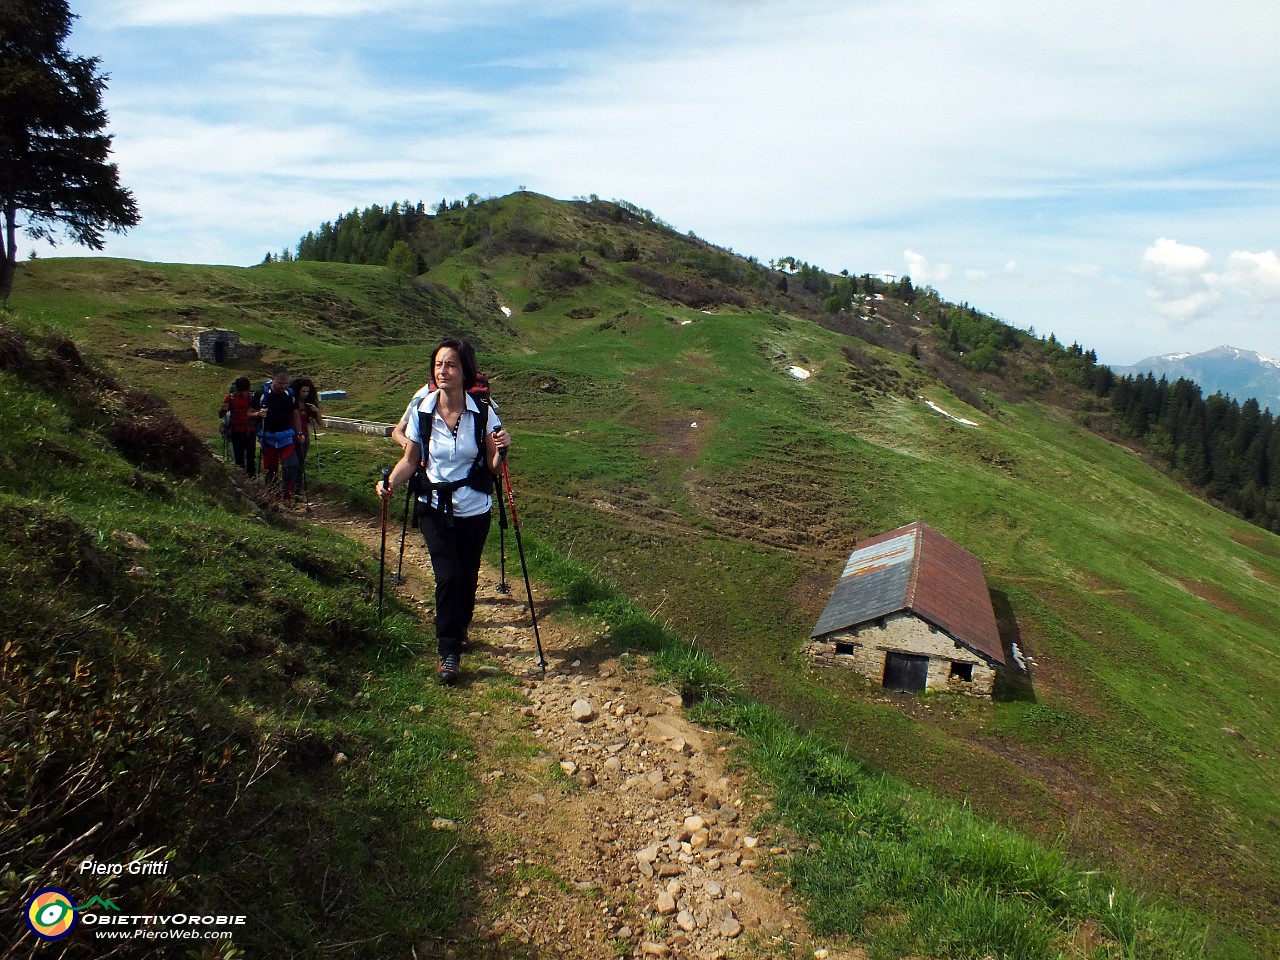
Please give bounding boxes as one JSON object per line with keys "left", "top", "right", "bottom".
{"left": 1139, "top": 240, "right": 1280, "bottom": 333}
{"left": 904, "top": 250, "right": 952, "bottom": 285}
{"left": 1142, "top": 237, "right": 1212, "bottom": 277}
{"left": 1220, "top": 250, "right": 1280, "bottom": 302}
{"left": 44, "top": 0, "right": 1280, "bottom": 362}
{"left": 1140, "top": 238, "right": 1221, "bottom": 325}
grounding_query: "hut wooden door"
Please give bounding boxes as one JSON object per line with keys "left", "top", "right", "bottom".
{"left": 883, "top": 652, "right": 929, "bottom": 692}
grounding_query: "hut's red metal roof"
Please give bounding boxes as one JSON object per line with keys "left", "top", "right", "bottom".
{"left": 812, "top": 521, "right": 1004, "bottom": 665}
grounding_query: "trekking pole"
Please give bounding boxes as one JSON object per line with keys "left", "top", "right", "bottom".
{"left": 391, "top": 478, "right": 414, "bottom": 586}
{"left": 305, "top": 426, "right": 318, "bottom": 509}
{"left": 492, "top": 428, "right": 510, "bottom": 594}
{"left": 494, "top": 475, "right": 510, "bottom": 594}
{"left": 378, "top": 467, "right": 391, "bottom": 625}
{"left": 499, "top": 455, "right": 546, "bottom": 672}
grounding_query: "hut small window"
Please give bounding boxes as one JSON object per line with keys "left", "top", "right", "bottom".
{"left": 949, "top": 662, "right": 973, "bottom": 682}
{"left": 835, "top": 641, "right": 855, "bottom": 656}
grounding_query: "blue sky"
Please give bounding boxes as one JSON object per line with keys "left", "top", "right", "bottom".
{"left": 31, "top": 0, "right": 1280, "bottom": 365}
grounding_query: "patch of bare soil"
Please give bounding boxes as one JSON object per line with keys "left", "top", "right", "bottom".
{"left": 307, "top": 503, "right": 865, "bottom": 960}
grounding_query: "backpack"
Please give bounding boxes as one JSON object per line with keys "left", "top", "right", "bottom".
{"left": 417, "top": 395, "right": 493, "bottom": 483}
{"left": 413, "top": 392, "right": 495, "bottom": 525}
{"left": 254, "top": 382, "right": 296, "bottom": 440}
{"left": 221, "top": 389, "right": 253, "bottom": 434}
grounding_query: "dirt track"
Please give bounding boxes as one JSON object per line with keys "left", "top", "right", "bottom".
{"left": 309, "top": 503, "right": 866, "bottom": 960}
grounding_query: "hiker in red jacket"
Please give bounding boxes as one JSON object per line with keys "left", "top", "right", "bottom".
{"left": 219, "top": 376, "right": 257, "bottom": 476}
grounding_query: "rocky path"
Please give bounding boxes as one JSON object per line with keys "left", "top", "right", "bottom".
{"left": 311, "top": 505, "right": 864, "bottom": 960}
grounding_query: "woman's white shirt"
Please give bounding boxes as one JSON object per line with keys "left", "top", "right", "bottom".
{"left": 404, "top": 391, "right": 500, "bottom": 518}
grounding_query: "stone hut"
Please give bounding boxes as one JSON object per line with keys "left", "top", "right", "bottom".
{"left": 169, "top": 326, "right": 258, "bottom": 364}
{"left": 807, "top": 521, "right": 1004, "bottom": 698}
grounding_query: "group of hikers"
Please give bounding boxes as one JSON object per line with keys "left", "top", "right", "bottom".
{"left": 218, "top": 367, "right": 325, "bottom": 508}
{"left": 220, "top": 339, "right": 520, "bottom": 686}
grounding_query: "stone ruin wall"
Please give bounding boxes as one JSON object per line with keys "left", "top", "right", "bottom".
{"left": 166, "top": 326, "right": 260, "bottom": 364}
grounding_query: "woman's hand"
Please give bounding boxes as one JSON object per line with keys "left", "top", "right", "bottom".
{"left": 486, "top": 427, "right": 510, "bottom": 471}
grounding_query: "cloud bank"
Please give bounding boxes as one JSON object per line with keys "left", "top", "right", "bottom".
{"left": 1141, "top": 238, "right": 1280, "bottom": 332}
{"left": 37, "top": 0, "right": 1280, "bottom": 362}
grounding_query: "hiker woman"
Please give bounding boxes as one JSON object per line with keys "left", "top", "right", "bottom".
{"left": 376, "top": 338, "right": 510, "bottom": 684}
{"left": 219, "top": 376, "right": 257, "bottom": 476}
{"left": 291, "top": 377, "right": 325, "bottom": 474}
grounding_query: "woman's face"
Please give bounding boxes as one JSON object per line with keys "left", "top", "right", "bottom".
{"left": 433, "top": 348, "right": 463, "bottom": 390}
{"left": 298, "top": 385, "right": 311, "bottom": 399}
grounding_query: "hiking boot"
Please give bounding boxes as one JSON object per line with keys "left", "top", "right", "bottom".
{"left": 437, "top": 654, "right": 460, "bottom": 685}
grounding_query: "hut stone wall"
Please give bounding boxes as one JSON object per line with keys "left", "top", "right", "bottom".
{"left": 807, "top": 611, "right": 997, "bottom": 698}
{"left": 169, "top": 326, "right": 259, "bottom": 364}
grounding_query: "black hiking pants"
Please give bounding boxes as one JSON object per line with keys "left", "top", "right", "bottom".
{"left": 230, "top": 430, "right": 257, "bottom": 476}
{"left": 419, "top": 508, "right": 491, "bottom": 659}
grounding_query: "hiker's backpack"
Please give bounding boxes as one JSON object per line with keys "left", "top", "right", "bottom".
{"left": 417, "top": 394, "right": 494, "bottom": 487}
{"left": 254, "top": 382, "right": 295, "bottom": 440}
{"left": 221, "top": 389, "right": 253, "bottom": 434}
{"left": 411, "top": 391, "right": 496, "bottom": 528}
{"left": 410, "top": 371, "right": 495, "bottom": 469}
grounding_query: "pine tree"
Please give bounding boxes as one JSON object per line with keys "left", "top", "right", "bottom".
{"left": 0, "top": 0, "right": 140, "bottom": 300}
{"left": 385, "top": 239, "right": 416, "bottom": 288}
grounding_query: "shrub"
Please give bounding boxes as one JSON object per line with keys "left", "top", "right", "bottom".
{"left": 108, "top": 389, "right": 207, "bottom": 477}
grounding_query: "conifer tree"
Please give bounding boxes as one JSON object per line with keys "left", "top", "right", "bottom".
{"left": 385, "top": 239, "right": 416, "bottom": 288}
{"left": 0, "top": 0, "right": 140, "bottom": 300}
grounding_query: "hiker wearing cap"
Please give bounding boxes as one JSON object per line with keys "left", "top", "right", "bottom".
{"left": 377, "top": 338, "right": 510, "bottom": 684}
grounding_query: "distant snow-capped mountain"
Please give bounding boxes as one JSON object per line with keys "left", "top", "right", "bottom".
{"left": 1110, "top": 345, "right": 1280, "bottom": 412}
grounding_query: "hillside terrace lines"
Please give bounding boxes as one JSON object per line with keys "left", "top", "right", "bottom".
{"left": 541, "top": 484, "right": 844, "bottom": 562}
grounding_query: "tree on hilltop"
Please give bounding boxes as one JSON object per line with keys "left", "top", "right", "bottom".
{"left": 0, "top": 0, "right": 140, "bottom": 301}
{"left": 386, "top": 239, "right": 417, "bottom": 288}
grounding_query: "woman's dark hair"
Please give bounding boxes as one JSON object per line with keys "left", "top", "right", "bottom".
{"left": 291, "top": 377, "right": 318, "bottom": 403}
{"left": 233, "top": 376, "right": 251, "bottom": 391}
{"left": 430, "top": 337, "right": 478, "bottom": 391}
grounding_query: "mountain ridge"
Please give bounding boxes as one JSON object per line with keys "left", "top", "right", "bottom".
{"left": 1112, "top": 343, "right": 1280, "bottom": 412}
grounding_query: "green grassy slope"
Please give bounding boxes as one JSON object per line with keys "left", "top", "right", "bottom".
{"left": 0, "top": 320, "right": 488, "bottom": 958}
{"left": 7, "top": 191, "right": 1278, "bottom": 953}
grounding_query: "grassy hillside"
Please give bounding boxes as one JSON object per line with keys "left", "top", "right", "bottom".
{"left": 0, "top": 320, "right": 505, "bottom": 958}
{"left": 6, "top": 191, "right": 1278, "bottom": 956}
